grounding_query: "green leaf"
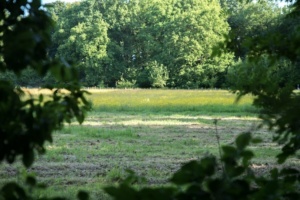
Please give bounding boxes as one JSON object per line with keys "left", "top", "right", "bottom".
{"left": 77, "top": 190, "right": 89, "bottom": 200}
{"left": 104, "top": 184, "right": 138, "bottom": 200}
{"left": 22, "top": 150, "right": 34, "bottom": 168}
{"left": 171, "top": 156, "right": 216, "bottom": 185}
{"left": 171, "top": 161, "right": 201, "bottom": 185}
{"left": 181, "top": 184, "right": 210, "bottom": 199}
{"left": 222, "top": 146, "right": 237, "bottom": 157}
{"left": 228, "top": 179, "right": 250, "bottom": 195}
{"left": 76, "top": 113, "right": 85, "bottom": 124}
{"left": 280, "top": 168, "right": 299, "bottom": 176}
{"left": 241, "top": 150, "right": 254, "bottom": 166}
{"left": 1, "top": 182, "right": 27, "bottom": 199}
{"left": 139, "top": 188, "right": 175, "bottom": 200}
{"left": 277, "top": 152, "right": 289, "bottom": 164}
{"left": 270, "top": 168, "right": 279, "bottom": 179}
{"left": 26, "top": 176, "right": 36, "bottom": 187}
{"left": 207, "top": 179, "right": 225, "bottom": 197}
{"left": 230, "top": 166, "right": 245, "bottom": 177}
{"left": 235, "top": 133, "right": 251, "bottom": 150}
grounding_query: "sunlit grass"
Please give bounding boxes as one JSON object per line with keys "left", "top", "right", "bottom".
{"left": 88, "top": 89, "right": 257, "bottom": 115}
{"left": 20, "top": 88, "right": 256, "bottom": 115}
{"left": 89, "top": 89, "right": 252, "bottom": 106}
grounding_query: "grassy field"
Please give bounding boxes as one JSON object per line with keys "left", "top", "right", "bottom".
{"left": 89, "top": 89, "right": 257, "bottom": 115}
{"left": 0, "top": 89, "right": 298, "bottom": 199}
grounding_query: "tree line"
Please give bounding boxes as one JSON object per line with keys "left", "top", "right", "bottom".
{"left": 1, "top": 0, "right": 284, "bottom": 88}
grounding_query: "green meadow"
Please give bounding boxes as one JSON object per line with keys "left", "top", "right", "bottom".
{"left": 1, "top": 89, "right": 297, "bottom": 199}
{"left": 89, "top": 89, "right": 256, "bottom": 115}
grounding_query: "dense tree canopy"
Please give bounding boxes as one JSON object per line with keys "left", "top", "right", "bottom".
{"left": 48, "top": 0, "right": 234, "bottom": 88}
{"left": 51, "top": 1, "right": 110, "bottom": 86}
{"left": 1, "top": 0, "right": 285, "bottom": 89}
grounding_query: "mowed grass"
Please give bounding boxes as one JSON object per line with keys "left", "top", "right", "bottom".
{"left": 1, "top": 89, "right": 297, "bottom": 199}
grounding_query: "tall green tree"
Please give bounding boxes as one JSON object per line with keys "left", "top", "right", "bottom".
{"left": 99, "top": 0, "right": 141, "bottom": 87}
{"left": 51, "top": 0, "right": 110, "bottom": 86}
{"left": 93, "top": 0, "right": 233, "bottom": 88}
{"left": 156, "top": 0, "right": 233, "bottom": 88}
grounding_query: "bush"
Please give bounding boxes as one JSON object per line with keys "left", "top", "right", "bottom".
{"left": 137, "top": 61, "right": 168, "bottom": 88}
{"left": 116, "top": 77, "right": 137, "bottom": 88}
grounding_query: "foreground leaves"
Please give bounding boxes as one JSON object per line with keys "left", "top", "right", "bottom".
{"left": 105, "top": 133, "right": 300, "bottom": 200}
{"left": 1, "top": 0, "right": 90, "bottom": 199}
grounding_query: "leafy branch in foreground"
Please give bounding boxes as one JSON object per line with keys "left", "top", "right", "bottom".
{"left": 0, "top": 0, "right": 90, "bottom": 199}
{"left": 105, "top": 133, "right": 300, "bottom": 200}
{"left": 228, "top": 0, "right": 300, "bottom": 163}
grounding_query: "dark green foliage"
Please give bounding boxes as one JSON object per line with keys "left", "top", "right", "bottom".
{"left": 106, "top": 185, "right": 176, "bottom": 200}
{"left": 229, "top": 0, "right": 300, "bottom": 163}
{"left": 1, "top": 0, "right": 50, "bottom": 73}
{"left": 171, "top": 157, "right": 216, "bottom": 185}
{"left": 0, "top": 0, "right": 91, "bottom": 199}
{"left": 77, "top": 191, "right": 89, "bottom": 200}
{"left": 0, "top": 177, "right": 67, "bottom": 200}
{"left": 222, "top": 0, "right": 281, "bottom": 59}
{"left": 105, "top": 133, "right": 300, "bottom": 200}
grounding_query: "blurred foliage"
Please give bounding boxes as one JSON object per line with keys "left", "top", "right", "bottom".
{"left": 229, "top": 0, "right": 300, "bottom": 163}
{"left": 221, "top": 0, "right": 281, "bottom": 59}
{"left": 105, "top": 132, "right": 300, "bottom": 200}
{"left": 0, "top": 0, "right": 90, "bottom": 199}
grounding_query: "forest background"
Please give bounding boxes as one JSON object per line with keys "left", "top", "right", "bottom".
{"left": 1, "top": 0, "right": 293, "bottom": 90}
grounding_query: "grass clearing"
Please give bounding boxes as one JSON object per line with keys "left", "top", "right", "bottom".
{"left": 89, "top": 89, "right": 258, "bottom": 115}
{"left": 1, "top": 89, "right": 298, "bottom": 199}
